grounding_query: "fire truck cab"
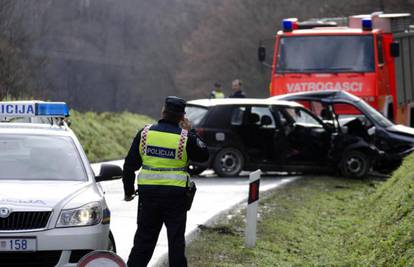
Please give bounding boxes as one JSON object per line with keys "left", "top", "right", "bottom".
{"left": 259, "top": 12, "right": 414, "bottom": 126}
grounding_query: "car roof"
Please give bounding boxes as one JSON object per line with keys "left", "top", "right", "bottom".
{"left": 0, "top": 123, "right": 73, "bottom": 137}
{"left": 187, "top": 98, "right": 303, "bottom": 108}
{"left": 270, "top": 90, "right": 361, "bottom": 103}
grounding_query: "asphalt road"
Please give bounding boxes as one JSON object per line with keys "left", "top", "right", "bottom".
{"left": 92, "top": 161, "right": 297, "bottom": 266}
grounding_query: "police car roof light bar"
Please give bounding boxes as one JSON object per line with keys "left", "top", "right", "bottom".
{"left": 36, "top": 102, "right": 69, "bottom": 117}
{"left": 0, "top": 101, "right": 70, "bottom": 118}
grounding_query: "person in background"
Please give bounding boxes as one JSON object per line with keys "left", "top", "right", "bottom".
{"left": 209, "top": 82, "right": 225, "bottom": 99}
{"left": 229, "top": 79, "right": 246, "bottom": 98}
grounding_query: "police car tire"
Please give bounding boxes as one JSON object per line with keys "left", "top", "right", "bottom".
{"left": 213, "top": 148, "right": 244, "bottom": 177}
{"left": 339, "top": 150, "right": 370, "bottom": 179}
{"left": 108, "top": 231, "right": 117, "bottom": 253}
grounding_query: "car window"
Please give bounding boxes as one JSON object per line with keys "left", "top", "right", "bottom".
{"left": 297, "top": 100, "right": 311, "bottom": 109}
{"left": 353, "top": 100, "right": 393, "bottom": 128}
{"left": 285, "top": 107, "right": 323, "bottom": 127}
{"left": 297, "top": 101, "right": 329, "bottom": 120}
{"left": 0, "top": 134, "right": 87, "bottom": 181}
{"left": 251, "top": 106, "right": 276, "bottom": 128}
{"left": 203, "top": 106, "right": 236, "bottom": 128}
{"left": 231, "top": 107, "right": 246, "bottom": 126}
{"left": 274, "top": 108, "right": 290, "bottom": 127}
{"left": 185, "top": 106, "right": 208, "bottom": 126}
{"left": 333, "top": 103, "right": 363, "bottom": 116}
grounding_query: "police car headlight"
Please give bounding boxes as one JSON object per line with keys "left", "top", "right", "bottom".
{"left": 57, "top": 202, "right": 102, "bottom": 227}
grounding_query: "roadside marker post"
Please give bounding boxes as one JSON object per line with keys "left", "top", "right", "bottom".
{"left": 245, "top": 169, "right": 261, "bottom": 248}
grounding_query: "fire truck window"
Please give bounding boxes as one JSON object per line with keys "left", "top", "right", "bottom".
{"left": 276, "top": 35, "right": 375, "bottom": 73}
{"left": 377, "top": 35, "right": 384, "bottom": 65}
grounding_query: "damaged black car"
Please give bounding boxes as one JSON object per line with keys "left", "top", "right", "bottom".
{"left": 186, "top": 97, "right": 389, "bottom": 178}
{"left": 275, "top": 90, "right": 414, "bottom": 174}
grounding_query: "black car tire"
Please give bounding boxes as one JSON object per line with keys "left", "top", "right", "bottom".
{"left": 339, "top": 150, "right": 370, "bottom": 178}
{"left": 188, "top": 164, "right": 206, "bottom": 176}
{"left": 108, "top": 230, "right": 117, "bottom": 253}
{"left": 213, "top": 148, "right": 244, "bottom": 177}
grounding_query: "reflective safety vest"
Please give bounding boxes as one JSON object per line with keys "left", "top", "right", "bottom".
{"left": 137, "top": 125, "right": 189, "bottom": 188}
{"left": 212, "top": 91, "right": 225, "bottom": 99}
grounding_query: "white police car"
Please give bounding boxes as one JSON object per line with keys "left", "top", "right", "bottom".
{"left": 0, "top": 101, "right": 122, "bottom": 267}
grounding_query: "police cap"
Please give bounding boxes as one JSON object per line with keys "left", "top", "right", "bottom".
{"left": 164, "top": 96, "right": 186, "bottom": 114}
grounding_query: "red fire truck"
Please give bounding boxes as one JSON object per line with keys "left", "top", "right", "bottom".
{"left": 258, "top": 13, "right": 414, "bottom": 126}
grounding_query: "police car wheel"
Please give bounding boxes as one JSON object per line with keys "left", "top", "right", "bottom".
{"left": 108, "top": 231, "right": 117, "bottom": 253}
{"left": 213, "top": 148, "right": 244, "bottom": 177}
{"left": 339, "top": 150, "right": 370, "bottom": 179}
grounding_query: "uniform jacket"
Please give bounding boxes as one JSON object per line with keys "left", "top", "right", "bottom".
{"left": 229, "top": 90, "right": 246, "bottom": 98}
{"left": 122, "top": 119, "right": 209, "bottom": 197}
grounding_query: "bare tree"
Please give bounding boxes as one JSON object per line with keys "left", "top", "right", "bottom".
{"left": 0, "top": 0, "right": 47, "bottom": 99}
{"left": 1, "top": 0, "right": 411, "bottom": 114}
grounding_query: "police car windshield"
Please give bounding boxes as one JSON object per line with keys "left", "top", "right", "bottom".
{"left": 276, "top": 35, "right": 375, "bottom": 73}
{"left": 0, "top": 134, "right": 87, "bottom": 181}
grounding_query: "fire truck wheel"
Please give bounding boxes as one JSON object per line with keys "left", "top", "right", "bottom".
{"left": 339, "top": 150, "right": 370, "bottom": 178}
{"left": 213, "top": 148, "right": 244, "bottom": 177}
{"left": 108, "top": 231, "right": 117, "bottom": 253}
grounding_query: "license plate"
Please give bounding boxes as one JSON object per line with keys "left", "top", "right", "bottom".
{"left": 0, "top": 238, "right": 37, "bottom": 251}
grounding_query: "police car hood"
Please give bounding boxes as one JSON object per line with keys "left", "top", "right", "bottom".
{"left": 0, "top": 180, "right": 90, "bottom": 209}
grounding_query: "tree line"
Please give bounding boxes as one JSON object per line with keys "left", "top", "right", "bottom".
{"left": 0, "top": 0, "right": 412, "bottom": 116}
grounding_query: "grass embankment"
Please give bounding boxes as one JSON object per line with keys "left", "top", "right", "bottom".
{"left": 187, "top": 154, "right": 414, "bottom": 266}
{"left": 70, "top": 111, "right": 153, "bottom": 162}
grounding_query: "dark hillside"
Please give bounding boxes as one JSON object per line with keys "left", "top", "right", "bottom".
{"left": 1, "top": 0, "right": 413, "bottom": 115}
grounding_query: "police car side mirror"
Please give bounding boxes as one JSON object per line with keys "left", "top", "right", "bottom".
{"left": 390, "top": 42, "right": 400, "bottom": 58}
{"left": 95, "top": 164, "right": 123, "bottom": 182}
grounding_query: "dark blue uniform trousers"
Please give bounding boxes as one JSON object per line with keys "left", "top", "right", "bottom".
{"left": 127, "top": 195, "right": 187, "bottom": 267}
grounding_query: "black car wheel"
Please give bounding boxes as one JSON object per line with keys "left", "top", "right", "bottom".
{"left": 213, "top": 148, "right": 244, "bottom": 177}
{"left": 339, "top": 150, "right": 370, "bottom": 178}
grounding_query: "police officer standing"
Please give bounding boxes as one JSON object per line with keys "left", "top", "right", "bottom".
{"left": 122, "top": 96, "right": 209, "bottom": 267}
{"left": 229, "top": 79, "right": 246, "bottom": 98}
{"left": 209, "top": 82, "right": 225, "bottom": 99}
